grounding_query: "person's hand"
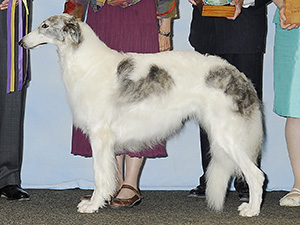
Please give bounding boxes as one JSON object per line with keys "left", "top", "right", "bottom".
{"left": 188, "top": 0, "right": 242, "bottom": 20}
{"left": 188, "top": 0, "right": 197, "bottom": 6}
{"left": 158, "top": 34, "right": 171, "bottom": 52}
{"left": 0, "top": 0, "right": 19, "bottom": 10}
{"left": 227, "top": 0, "right": 243, "bottom": 20}
{"left": 279, "top": 6, "right": 299, "bottom": 30}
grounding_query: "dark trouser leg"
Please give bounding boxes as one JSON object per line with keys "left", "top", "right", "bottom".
{"left": 0, "top": 8, "right": 28, "bottom": 189}
{"left": 0, "top": 86, "right": 27, "bottom": 189}
{"left": 199, "top": 127, "right": 210, "bottom": 187}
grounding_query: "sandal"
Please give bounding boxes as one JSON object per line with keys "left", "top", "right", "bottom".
{"left": 80, "top": 195, "right": 92, "bottom": 201}
{"left": 279, "top": 188, "right": 300, "bottom": 207}
{"left": 109, "top": 184, "right": 143, "bottom": 209}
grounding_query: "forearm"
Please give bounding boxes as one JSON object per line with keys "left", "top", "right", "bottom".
{"left": 159, "top": 17, "right": 171, "bottom": 34}
{"left": 158, "top": 17, "right": 172, "bottom": 52}
{"left": 273, "top": 0, "right": 284, "bottom": 8}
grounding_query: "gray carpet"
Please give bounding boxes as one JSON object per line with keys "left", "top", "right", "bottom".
{"left": 0, "top": 189, "right": 299, "bottom": 225}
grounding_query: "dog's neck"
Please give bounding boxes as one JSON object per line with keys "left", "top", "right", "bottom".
{"left": 56, "top": 21, "right": 124, "bottom": 111}
{"left": 57, "top": 22, "right": 122, "bottom": 78}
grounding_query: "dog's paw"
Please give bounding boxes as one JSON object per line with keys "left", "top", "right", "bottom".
{"left": 77, "top": 199, "right": 105, "bottom": 214}
{"left": 238, "top": 202, "right": 260, "bottom": 217}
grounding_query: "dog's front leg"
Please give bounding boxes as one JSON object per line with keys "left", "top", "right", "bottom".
{"left": 77, "top": 128, "right": 117, "bottom": 213}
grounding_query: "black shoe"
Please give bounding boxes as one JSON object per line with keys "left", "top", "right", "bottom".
{"left": 0, "top": 185, "right": 30, "bottom": 201}
{"left": 238, "top": 190, "right": 249, "bottom": 202}
{"left": 188, "top": 185, "right": 206, "bottom": 198}
{"left": 234, "top": 177, "right": 249, "bottom": 202}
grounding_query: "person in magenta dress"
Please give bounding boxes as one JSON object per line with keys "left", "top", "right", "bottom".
{"left": 64, "top": 0, "right": 178, "bottom": 208}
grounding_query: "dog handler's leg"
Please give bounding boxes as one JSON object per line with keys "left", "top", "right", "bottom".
{"left": 77, "top": 128, "right": 117, "bottom": 213}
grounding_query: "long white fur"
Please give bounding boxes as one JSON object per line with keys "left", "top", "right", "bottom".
{"left": 20, "top": 14, "right": 265, "bottom": 217}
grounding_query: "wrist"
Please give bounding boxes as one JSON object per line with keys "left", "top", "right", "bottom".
{"left": 158, "top": 30, "right": 172, "bottom": 37}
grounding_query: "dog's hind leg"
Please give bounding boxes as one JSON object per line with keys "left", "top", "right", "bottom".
{"left": 217, "top": 140, "right": 264, "bottom": 217}
{"left": 77, "top": 128, "right": 117, "bottom": 213}
{"left": 206, "top": 143, "right": 236, "bottom": 212}
{"left": 236, "top": 160, "right": 264, "bottom": 217}
{"left": 226, "top": 125, "right": 265, "bottom": 217}
{"left": 204, "top": 118, "right": 264, "bottom": 217}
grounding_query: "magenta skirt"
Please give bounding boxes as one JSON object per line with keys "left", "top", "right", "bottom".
{"left": 71, "top": 0, "right": 166, "bottom": 158}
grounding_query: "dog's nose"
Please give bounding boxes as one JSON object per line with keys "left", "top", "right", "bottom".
{"left": 19, "top": 40, "right": 24, "bottom": 47}
{"left": 18, "top": 39, "right": 28, "bottom": 49}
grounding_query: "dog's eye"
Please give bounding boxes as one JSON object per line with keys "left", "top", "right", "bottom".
{"left": 42, "top": 23, "right": 49, "bottom": 29}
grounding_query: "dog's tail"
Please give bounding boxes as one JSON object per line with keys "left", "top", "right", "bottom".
{"left": 205, "top": 146, "right": 236, "bottom": 211}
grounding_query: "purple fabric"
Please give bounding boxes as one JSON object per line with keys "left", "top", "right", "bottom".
{"left": 6, "top": 1, "right": 27, "bottom": 93}
{"left": 18, "top": 0, "right": 23, "bottom": 91}
{"left": 71, "top": 0, "right": 167, "bottom": 158}
{"left": 86, "top": 0, "right": 159, "bottom": 53}
{"left": 6, "top": 0, "right": 12, "bottom": 93}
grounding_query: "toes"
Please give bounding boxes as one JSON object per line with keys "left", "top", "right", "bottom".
{"left": 238, "top": 202, "right": 248, "bottom": 212}
{"left": 77, "top": 200, "right": 100, "bottom": 214}
{"left": 238, "top": 203, "right": 260, "bottom": 217}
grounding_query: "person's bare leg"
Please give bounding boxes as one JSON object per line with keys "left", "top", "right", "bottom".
{"left": 116, "top": 155, "right": 144, "bottom": 199}
{"left": 286, "top": 117, "right": 300, "bottom": 190}
{"left": 280, "top": 117, "right": 300, "bottom": 206}
{"left": 116, "top": 155, "right": 125, "bottom": 191}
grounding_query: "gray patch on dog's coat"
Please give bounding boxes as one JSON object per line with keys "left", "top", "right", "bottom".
{"left": 117, "top": 58, "right": 174, "bottom": 102}
{"left": 63, "top": 22, "right": 82, "bottom": 45}
{"left": 206, "top": 66, "right": 259, "bottom": 116}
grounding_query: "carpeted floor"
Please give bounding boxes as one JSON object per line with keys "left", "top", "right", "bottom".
{"left": 0, "top": 189, "right": 299, "bottom": 225}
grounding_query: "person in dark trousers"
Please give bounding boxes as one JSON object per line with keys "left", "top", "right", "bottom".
{"left": 187, "top": 0, "right": 270, "bottom": 201}
{"left": 0, "top": 0, "right": 32, "bottom": 200}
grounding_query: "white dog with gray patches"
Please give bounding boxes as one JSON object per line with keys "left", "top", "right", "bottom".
{"left": 20, "top": 14, "right": 265, "bottom": 217}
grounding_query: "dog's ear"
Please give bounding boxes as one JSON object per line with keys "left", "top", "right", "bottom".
{"left": 63, "top": 23, "right": 81, "bottom": 45}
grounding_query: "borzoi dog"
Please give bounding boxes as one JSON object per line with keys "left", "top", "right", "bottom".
{"left": 20, "top": 14, "right": 265, "bottom": 217}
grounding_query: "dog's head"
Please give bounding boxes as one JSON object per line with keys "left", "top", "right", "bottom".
{"left": 20, "top": 14, "right": 82, "bottom": 49}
